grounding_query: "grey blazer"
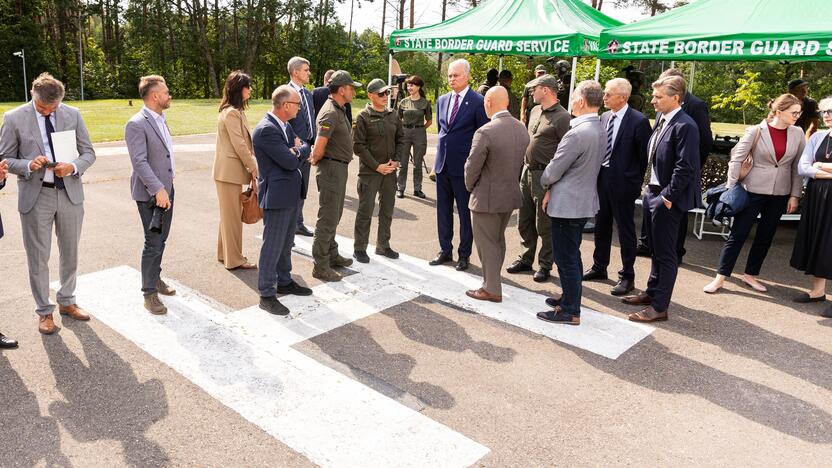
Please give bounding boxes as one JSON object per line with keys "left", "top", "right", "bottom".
{"left": 727, "top": 120, "right": 805, "bottom": 198}
{"left": 540, "top": 114, "right": 605, "bottom": 219}
{"left": 125, "top": 109, "right": 174, "bottom": 202}
{"left": 0, "top": 102, "right": 96, "bottom": 214}
{"left": 465, "top": 112, "right": 529, "bottom": 213}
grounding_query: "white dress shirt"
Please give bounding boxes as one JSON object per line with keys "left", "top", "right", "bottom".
{"left": 649, "top": 106, "right": 682, "bottom": 186}
{"left": 32, "top": 101, "right": 78, "bottom": 183}
{"left": 143, "top": 106, "right": 176, "bottom": 177}
{"left": 270, "top": 111, "right": 289, "bottom": 142}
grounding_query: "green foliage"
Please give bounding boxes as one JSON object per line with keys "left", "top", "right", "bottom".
{"left": 711, "top": 71, "right": 766, "bottom": 124}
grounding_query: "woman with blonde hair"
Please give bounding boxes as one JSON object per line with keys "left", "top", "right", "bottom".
{"left": 704, "top": 94, "right": 805, "bottom": 294}
{"left": 213, "top": 70, "right": 258, "bottom": 270}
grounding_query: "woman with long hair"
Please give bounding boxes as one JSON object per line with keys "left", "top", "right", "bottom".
{"left": 396, "top": 75, "right": 432, "bottom": 199}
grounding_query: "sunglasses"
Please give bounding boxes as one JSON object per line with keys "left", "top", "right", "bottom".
{"left": 376, "top": 91, "right": 390, "bottom": 97}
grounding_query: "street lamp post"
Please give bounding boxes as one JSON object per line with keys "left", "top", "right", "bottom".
{"left": 79, "top": 11, "right": 85, "bottom": 101}
{"left": 12, "top": 49, "right": 28, "bottom": 102}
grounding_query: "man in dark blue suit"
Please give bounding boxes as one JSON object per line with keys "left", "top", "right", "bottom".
{"left": 623, "top": 75, "right": 700, "bottom": 323}
{"left": 583, "top": 78, "right": 651, "bottom": 297}
{"left": 287, "top": 56, "right": 317, "bottom": 237}
{"left": 429, "top": 58, "right": 490, "bottom": 271}
{"left": 253, "top": 85, "right": 313, "bottom": 316}
{"left": 0, "top": 158, "right": 19, "bottom": 348}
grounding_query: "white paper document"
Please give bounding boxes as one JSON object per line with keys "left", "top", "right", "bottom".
{"left": 50, "top": 130, "right": 78, "bottom": 163}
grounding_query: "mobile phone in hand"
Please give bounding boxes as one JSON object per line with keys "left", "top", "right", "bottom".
{"left": 45, "top": 162, "right": 59, "bottom": 168}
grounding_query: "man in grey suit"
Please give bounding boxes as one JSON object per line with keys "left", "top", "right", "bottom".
{"left": 0, "top": 73, "right": 96, "bottom": 335}
{"left": 125, "top": 75, "right": 177, "bottom": 315}
{"left": 537, "top": 81, "right": 606, "bottom": 326}
{"left": 464, "top": 87, "right": 530, "bottom": 303}
{"left": 286, "top": 56, "right": 316, "bottom": 237}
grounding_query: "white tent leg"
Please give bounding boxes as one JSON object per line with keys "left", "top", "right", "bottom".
{"left": 670, "top": 60, "right": 676, "bottom": 69}
{"left": 568, "top": 56, "right": 577, "bottom": 114}
{"left": 690, "top": 61, "right": 696, "bottom": 94}
{"left": 594, "top": 59, "right": 601, "bottom": 82}
{"left": 498, "top": 56, "right": 503, "bottom": 72}
{"left": 388, "top": 52, "right": 393, "bottom": 107}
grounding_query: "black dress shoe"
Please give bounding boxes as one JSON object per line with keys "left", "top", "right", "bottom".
{"left": 506, "top": 260, "right": 533, "bottom": 274}
{"left": 353, "top": 250, "right": 370, "bottom": 263}
{"left": 259, "top": 296, "right": 290, "bottom": 316}
{"left": 456, "top": 256, "right": 470, "bottom": 271}
{"left": 277, "top": 281, "right": 313, "bottom": 296}
{"left": 635, "top": 243, "right": 651, "bottom": 257}
{"left": 0, "top": 333, "right": 18, "bottom": 349}
{"left": 611, "top": 278, "right": 635, "bottom": 296}
{"left": 296, "top": 225, "right": 314, "bottom": 237}
{"left": 545, "top": 296, "right": 561, "bottom": 308}
{"left": 396, "top": 190, "right": 405, "bottom": 198}
{"left": 582, "top": 268, "right": 608, "bottom": 281}
{"left": 793, "top": 292, "right": 827, "bottom": 303}
{"left": 414, "top": 190, "right": 426, "bottom": 199}
{"left": 375, "top": 247, "right": 400, "bottom": 259}
{"left": 537, "top": 308, "right": 580, "bottom": 325}
{"left": 429, "top": 251, "right": 453, "bottom": 266}
{"left": 533, "top": 268, "right": 550, "bottom": 282}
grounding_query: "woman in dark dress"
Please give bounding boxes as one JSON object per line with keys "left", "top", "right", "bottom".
{"left": 791, "top": 96, "right": 832, "bottom": 317}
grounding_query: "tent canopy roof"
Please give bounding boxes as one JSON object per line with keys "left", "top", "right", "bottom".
{"left": 598, "top": 0, "right": 832, "bottom": 61}
{"left": 390, "top": 0, "right": 622, "bottom": 57}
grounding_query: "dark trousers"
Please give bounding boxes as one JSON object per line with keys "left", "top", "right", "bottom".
{"left": 592, "top": 169, "right": 638, "bottom": 279}
{"left": 259, "top": 205, "right": 298, "bottom": 297}
{"left": 717, "top": 193, "right": 788, "bottom": 277}
{"left": 643, "top": 191, "right": 684, "bottom": 312}
{"left": 436, "top": 171, "right": 473, "bottom": 257}
{"left": 296, "top": 159, "right": 311, "bottom": 228}
{"left": 640, "top": 200, "right": 689, "bottom": 261}
{"left": 517, "top": 166, "right": 552, "bottom": 270}
{"left": 137, "top": 194, "right": 174, "bottom": 296}
{"left": 551, "top": 217, "right": 588, "bottom": 317}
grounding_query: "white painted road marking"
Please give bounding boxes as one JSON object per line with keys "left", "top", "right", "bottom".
{"left": 64, "top": 266, "right": 489, "bottom": 468}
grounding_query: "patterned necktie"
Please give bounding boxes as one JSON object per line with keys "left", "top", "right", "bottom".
{"left": 448, "top": 93, "right": 460, "bottom": 126}
{"left": 43, "top": 113, "right": 65, "bottom": 189}
{"left": 644, "top": 117, "right": 666, "bottom": 186}
{"left": 300, "top": 89, "right": 312, "bottom": 133}
{"left": 603, "top": 114, "right": 616, "bottom": 167}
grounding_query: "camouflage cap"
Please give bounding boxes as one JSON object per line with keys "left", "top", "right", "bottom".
{"left": 329, "top": 70, "right": 362, "bottom": 88}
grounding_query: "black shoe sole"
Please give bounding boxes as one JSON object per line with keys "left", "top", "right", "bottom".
{"left": 259, "top": 302, "right": 290, "bottom": 316}
{"left": 277, "top": 287, "right": 313, "bottom": 296}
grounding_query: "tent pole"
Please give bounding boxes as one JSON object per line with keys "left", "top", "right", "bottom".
{"left": 498, "top": 55, "right": 503, "bottom": 72}
{"left": 388, "top": 51, "right": 393, "bottom": 108}
{"left": 670, "top": 60, "right": 675, "bottom": 69}
{"left": 594, "top": 59, "right": 601, "bottom": 82}
{"left": 568, "top": 56, "right": 577, "bottom": 114}
{"left": 690, "top": 61, "right": 696, "bottom": 94}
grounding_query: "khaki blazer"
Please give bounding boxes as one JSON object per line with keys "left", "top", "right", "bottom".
{"left": 464, "top": 112, "right": 530, "bottom": 213}
{"left": 727, "top": 121, "right": 805, "bottom": 197}
{"left": 213, "top": 107, "right": 257, "bottom": 185}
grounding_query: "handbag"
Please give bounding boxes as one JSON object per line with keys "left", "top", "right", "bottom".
{"left": 737, "top": 127, "right": 762, "bottom": 182}
{"left": 240, "top": 179, "right": 263, "bottom": 224}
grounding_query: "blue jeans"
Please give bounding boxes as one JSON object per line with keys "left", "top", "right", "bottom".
{"left": 550, "top": 217, "right": 589, "bottom": 316}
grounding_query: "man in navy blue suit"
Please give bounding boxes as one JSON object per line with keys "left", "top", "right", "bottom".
{"left": 286, "top": 56, "right": 317, "bottom": 237}
{"left": 623, "top": 75, "right": 700, "bottom": 323}
{"left": 583, "top": 78, "right": 651, "bottom": 297}
{"left": 0, "top": 158, "right": 19, "bottom": 348}
{"left": 252, "top": 85, "right": 313, "bottom": 316}
{"left": 429, "top": 58, "right": 490, "bottom": 271}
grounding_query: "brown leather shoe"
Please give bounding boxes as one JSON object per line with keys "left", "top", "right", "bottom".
{"left": 39, "top": 314, "right": 57, "bottom": 335}
{"left": 628, "top": 306, "right": 668, "bottom": 323}
{"left": 157, "top": 279, "right": 177, "bottom": 296}
{"left": 59, "top": 304, "right": 91, "bottom": 321}
{"left": 622, "top": 292, "right": 652, "bottom": 306}
{"left": 144, "top": 293, "right": 168, "bottom": 315}
{"left": 465, "top": 288, "right": 502, "bottom": 303}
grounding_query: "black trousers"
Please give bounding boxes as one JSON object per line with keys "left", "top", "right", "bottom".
{"left": 137, "top": 192, "right": 174, "bottom": 296}
{"left": 592, "top": 169, "right": 639, "bottom": 280}
{"left": 639, "top": 207, "right": 689, "bottom": 260}
{"left": 717, "top": 193, "right": 788, "bottom": 277}
{"left": 643, "top": 190, "right": 684, "bottom": 312}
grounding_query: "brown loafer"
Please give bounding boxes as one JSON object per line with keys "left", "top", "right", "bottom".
{"left": 39, "top": 314, "right": 57, "bottom": 334}
{"left": 59, "top": 304, "right": 91, "bottom": 321}
{"left": 465, "top": 288, "right": 502, "bottom": 303}
{"left": 628, "top": 306, "right": 668, "bottom": 323}
{"left": 622, "top": 292, "right": 652, "bottom": 306}
{"left": 229, "top": 262, "right": 257, "bottom": 271}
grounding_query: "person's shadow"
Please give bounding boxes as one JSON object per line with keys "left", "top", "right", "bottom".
{"left": 0, "top": 353, "right": 71, "bottom": 467}
{"left": 44, "top": 321, "right": 169, "bottom": 467}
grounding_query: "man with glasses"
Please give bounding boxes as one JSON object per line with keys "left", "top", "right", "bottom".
{"left": 351, "top": 79, "right": 404, "bottom": 263}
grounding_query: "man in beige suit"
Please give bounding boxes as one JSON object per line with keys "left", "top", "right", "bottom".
{"left": 464, "top": 87, "right": 530, "bottom": 303}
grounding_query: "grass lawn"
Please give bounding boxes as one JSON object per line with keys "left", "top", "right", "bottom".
{"left": 1, "top": 98, "right": 751, "bottom": 143}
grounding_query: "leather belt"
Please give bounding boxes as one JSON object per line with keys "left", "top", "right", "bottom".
{"left": 322, "top": 156, "right": 349, "bottom": 164}
{"left": 41, "top": 182, "right": 64, "bottom": 190}
{"left": 403, "top": 124, "right": 424, "bottom": 129}
{"left": 525, "top": 163, "right": 547, "bottom": 171}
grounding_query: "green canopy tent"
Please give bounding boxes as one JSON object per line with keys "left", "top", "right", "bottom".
{"left": 388, "top": 0, "right": 623, "bottom": 110}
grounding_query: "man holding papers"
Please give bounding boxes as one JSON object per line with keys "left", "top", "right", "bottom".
{"left": 0, "top": 72, "right": 97, "bottom": 335}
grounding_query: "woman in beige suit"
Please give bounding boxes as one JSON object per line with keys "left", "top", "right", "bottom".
{"left": 214, "top": 71, "right": 258, "bottom": 270}
{"left": 704, "top": 94, "right": 805, "bottom": 293}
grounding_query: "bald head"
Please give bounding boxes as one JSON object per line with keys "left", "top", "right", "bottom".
{"left": 484, "top": 86, "right": 509, "bottom": 118}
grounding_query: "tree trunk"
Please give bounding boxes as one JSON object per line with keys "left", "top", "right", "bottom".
{"left": 398, "top": 0, "right": 405, "bottom": 29}
{"left": 381, "top": 0, "right": 386, "bottom": 38}
{"left": 409, "top": 0, "right": 414, "bottom": 28}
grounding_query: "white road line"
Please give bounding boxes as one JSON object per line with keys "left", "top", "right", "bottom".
{"left": 94, "top": 144, "right": 216, "bottom": 156}
{"left": 260, "top": 235, "right": 655, "bottom": 360}
{"left": 62, "top": 266, "right": 489, "bottom": 468}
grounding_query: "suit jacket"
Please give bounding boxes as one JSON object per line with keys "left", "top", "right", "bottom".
{"left": 0, "top": 102, "right": 96, "bottom": 214}
{"left": 312, "top": 87, "right": 352, "bottom": 124}
{"left": 727, "top": 121, "right": 805, "bottom": 198}
{"left": 125, "top": 108, "right": 174, "bottom": 202}
{"left": 213, "top": 107, "right": 257, "bottom": 186}
{"left": 288, "top": 84, "right": 316, "bottom": 143}
{"left": 600, "top": 106, "right": 651, "bottom": 195}
{"left": 435, "top": 88, "right": 490, "bottom": 177}
{"left": 253, "top": 113, "right": 310, "bottom": 210}
{"left": 541, "top": 114, "right": 605, "bottom": 219}
{"left": 464, "top": 112, "right": 530, "bottom": 213}
{"left": 0, "top": 179, "right": 4, "bottom": 238}
{"left": 650, "top": 109, "right": 701, "bottom": 212}
{"left": 681, "top": 92, "right": 713, "bottom": 166}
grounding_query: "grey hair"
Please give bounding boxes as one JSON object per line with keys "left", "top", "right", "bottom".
{"left": 652, "top": 75, "right": 687, "bottom": 99}
{"left": 819, "top": 96, "right": 832, "bottom": 112}
{"left": 287, "top": 56, "right": 310, "bottom": 75}
{"left": 659, "top": 68, "right": 685, "bottom": 80}
{"left": 448, "top": 59, "right": 471, "bottom": 76}
{"left": 271, "top": 85, "right": 296, "bottom": 107}
{"left": 574, "top": 80, "right": 604, "bottom": 108}
{"left": 606, "top": 78, "right": 632, "bottom": 99}
{"left": 31, "top": 72, "right": 65, "bottom": 104}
